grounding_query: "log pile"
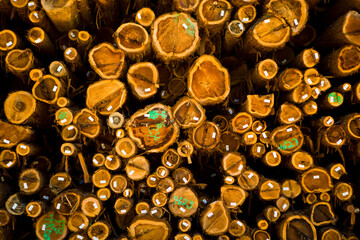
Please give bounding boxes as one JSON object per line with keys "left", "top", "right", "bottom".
{"left": 1, "top": 0, "right": 360, "bottom": 239}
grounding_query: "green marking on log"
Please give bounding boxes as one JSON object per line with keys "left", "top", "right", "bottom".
{"left": 278, "top": 138, "right": 299, "bottom": 150}
{"left": 328, "top": 92, "right": 343, "bottom": 104}
{"left": 174, "top": 196, "right": 194, "bottom": 209}
{"left": 43, "top": 214, "right": 65, "bottom": 240}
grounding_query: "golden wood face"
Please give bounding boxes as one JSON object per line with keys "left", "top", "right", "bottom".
{"left": 127, "top": 104, "right": 179, "bottom": 152}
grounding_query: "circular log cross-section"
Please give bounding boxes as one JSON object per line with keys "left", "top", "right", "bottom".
{"left": 218, "top": 131, "right": 240, "bottom": 153}
{"left": 115, "top": 23, "right": 151, "bottom": 60}
{"left": 263, "top": 150, "right": 281, "bottom": 167}
{"left": 73, "top": 109, "right": 101, "bottom": 138}
{"left": 29, "top": 68, "right": 44, "bottom": 82}
{"left": 49, "top": 61, "right": 68, "bottom": 80}
{"left": 19, "top": 168, "right": 43, "bottom": 195}
{"left": 32, "top": 74, "right": 65, "bottom": 105}
{"left": 200, "top": 201, "right": 230, "bottom": 236}
{"left": 6, "top": 193, "right": 26, "bottom": 215}
{"left": 108, "top": 112, "right": 125, "bottom": 129}
{"left": 128, "top": 216, "right": 171, "bottom": 240}
{"left": 245, "top": 94, "right": 274, "bottom": 118}
{"left": 252, "top": 59, "right": 278, "bottom": 87}
{"left": 236, "top": 4, "right": 256, "bottom": 24}
{"left": 197, "top": 0, "right": 232, "bottom": 34}
{"left": 265, "top": 0, "right": 309, "bottom": 36}
{"left": 172, "top": 96, "right": 206, "bottom": 128}
{"left": 173, "top": 167, "right": 193, "bottom": 185}
{"left": 26, "top": 201, "right": 42, "bottom": 218}
{"left": 147, "top": 174, "right": 159, "bottom": 188}
{"left": 322, "top": 45, "right": 360, "bottom": 77}
{"left": 281, "top": 180, "right": 302, "bottom": 199}
{"left": 259, "top": 180, "right": 281, "bottom": 201}
{"left": 174, "top": 0, "right": 200, "bottom": 13}
{"left": 81, "top": 196, "right": 102, "bottom": 218}
{"left": 125, "top": 156, "right": 150, "bottom": 181}
{"left": 55, "top": 108, "right": 73, "bottom": 126}
{"left": 301, "top": 167, "right": 333, "bottom": 193}
{"left": 61, "top": 125, "right": 79, "bottom": 142}
{"left": 321, "top": 125, "right": 347, "bottom": 148}
{"left": 188, "top": 55, "right": 230, "bottom": 105}
{"left": 5, "top": 49, "right": 34, "bottom": 77}
{"left": 276, "top": 196, "right": 290, "bottom": 212}
{"left": 135, "top": 8, "right": 156, "bottom": 27}
{"left": 114, "top": 197, "right": 133, "bottom": 215}
{"left": 162, "top": 148, "right": 181, "bottom": 169}
{"left": 169, "top": 187, "right": 199, "bottom": 217}
{"left": 192, "top": 121, "right": 221, "bottom": 150}
{"left": 49, "top": 172, "right": 71, "bottom": 194}
{"left": 343, "top": 113, "right": 360, "bottom": 139}
{"left": 294, "top": 48, "right": 320, "bottom": 68}
{"left": 152, "top": 12, "right": 200, "bottom": 62}
{"left": 244, "top": 14, "right": 291, "bottom": 53}
{"left": 270, "top": 124, "right": 304, "bottom": 155}
{"left": 152, "top": 192, "right": 168, "bottom": 207}
{"left": 228, "top": 219, "right": 246, "bottom": 237}
{"left": 86, "top": 79, "right": 127, "bottom": 115}
{"left": 135, "top": 201, "right": 150, "bottom": 215}
{"left": 53, "top": 191, "right": 81, "bottom": 216}
{"left": 310, "top": 202, "right": 335, "bottom": 226}
{"left": 127, "top": 62, "right": 159, "bottom": 100}
{"left": 279, "top": 214, "right": 317, "bottom": 240}
{"left": 115, "top": 137, "right": 137, "bottom": 159}
{"left": 92, "top": 169, "right": 111, "bottom": 188}
{"left": 36, "top": 211, "right": 68, "bottom": 240}
{"left": 127, "top": 103, "right": 180, "bottom": 152}
{"left": 67, "top": 211, "right": 89, "bottom": 232}
{"left": 278, "top": 68, "right": 303, "bottom": 91}
{"left": 237, "top": 169, "right": 260, "bottom": 190}
{"left": 278, "top": 103, "right": 302, "bottom": 125}
{"left": 4, "top": 91, "right": 39, "bottom": 125}
{"left": 221, "top": 185, "right": 248, "bottom": 208}
{"left": 88, "top": 43, "right": 126, "bottom": 79}
{"left": 87, "top": 221, "right": 110, "bottom": 240}
{"left": 321, "top": 229, "right": 342, "bottom": 240}
{"left": 334, "top": 182, "right": 353, "bottom": 201}
{"left": 231, "top": 112, "right": 253, "bottom": 134}
{"left": 329, "top": 163, "right": 346, "bottom": 180}
{"left": 104, "top": 154, "right": 122, "bottom": 171}
{"left": 110, "top": 175, "right": 127, "bottom": 193}
{"left": 178, "top": 218, "right": 192, "bottom": 232}
{"left": 290, "top": 151, "right": 313, "bottom": 171}
{"left": 0, "top": 29, "right": 18, "bottom": 53}
{"left": 222, "top": 152, "right": 246, "bottom": 176}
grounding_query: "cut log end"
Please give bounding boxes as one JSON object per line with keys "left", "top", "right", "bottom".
{"left": 115, "top": 23, "right": 151, "bottom": 60}
{"left": 127, "top": 62, "right": 159, "bottom": 100}
{"left": 135, "top": 8, "right": 156, "bottom": 27}
{"left": 188, "top": 55, "right": 230, "bottom": 105}
{"left": 88, "top": 43, "right": 126, "bottom": 79}
{"left": 152, "top": 12, "right": 200, "bottom": 62}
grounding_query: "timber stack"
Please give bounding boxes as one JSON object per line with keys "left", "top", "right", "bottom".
{"left": 1, "top": 0, "right": 360, "bottom": 239}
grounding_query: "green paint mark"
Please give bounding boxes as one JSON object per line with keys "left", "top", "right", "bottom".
{"left": 43, "top": 214, "right": 65, "bottom": 240}
{"left": 58, "top": 111, "right": 69, "bottom": 120}
{"left": 148, "top": 123, "right": 165, "bottom": 141}
{"left": 328, "top": 92, "right": 343, "bottom": 104}
{"left": 278, "top": 138, "right": 299, "bottom": 150}
{"left": 147, "top": 110, "right": 167, "bottom": 120}
{"left": 173, "top": 196, "right": 194, "bottom": 209}
{"left": 174, "top": 14, "right": 195, "bottom": 36}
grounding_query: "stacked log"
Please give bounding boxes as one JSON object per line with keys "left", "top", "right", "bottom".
{"left": 0, "top": 0, "right": 360, "bottom": 240}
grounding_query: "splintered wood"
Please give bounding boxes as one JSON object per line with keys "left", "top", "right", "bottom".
{"left": 0, "top": 0, "right": 360, "bottom": 240}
